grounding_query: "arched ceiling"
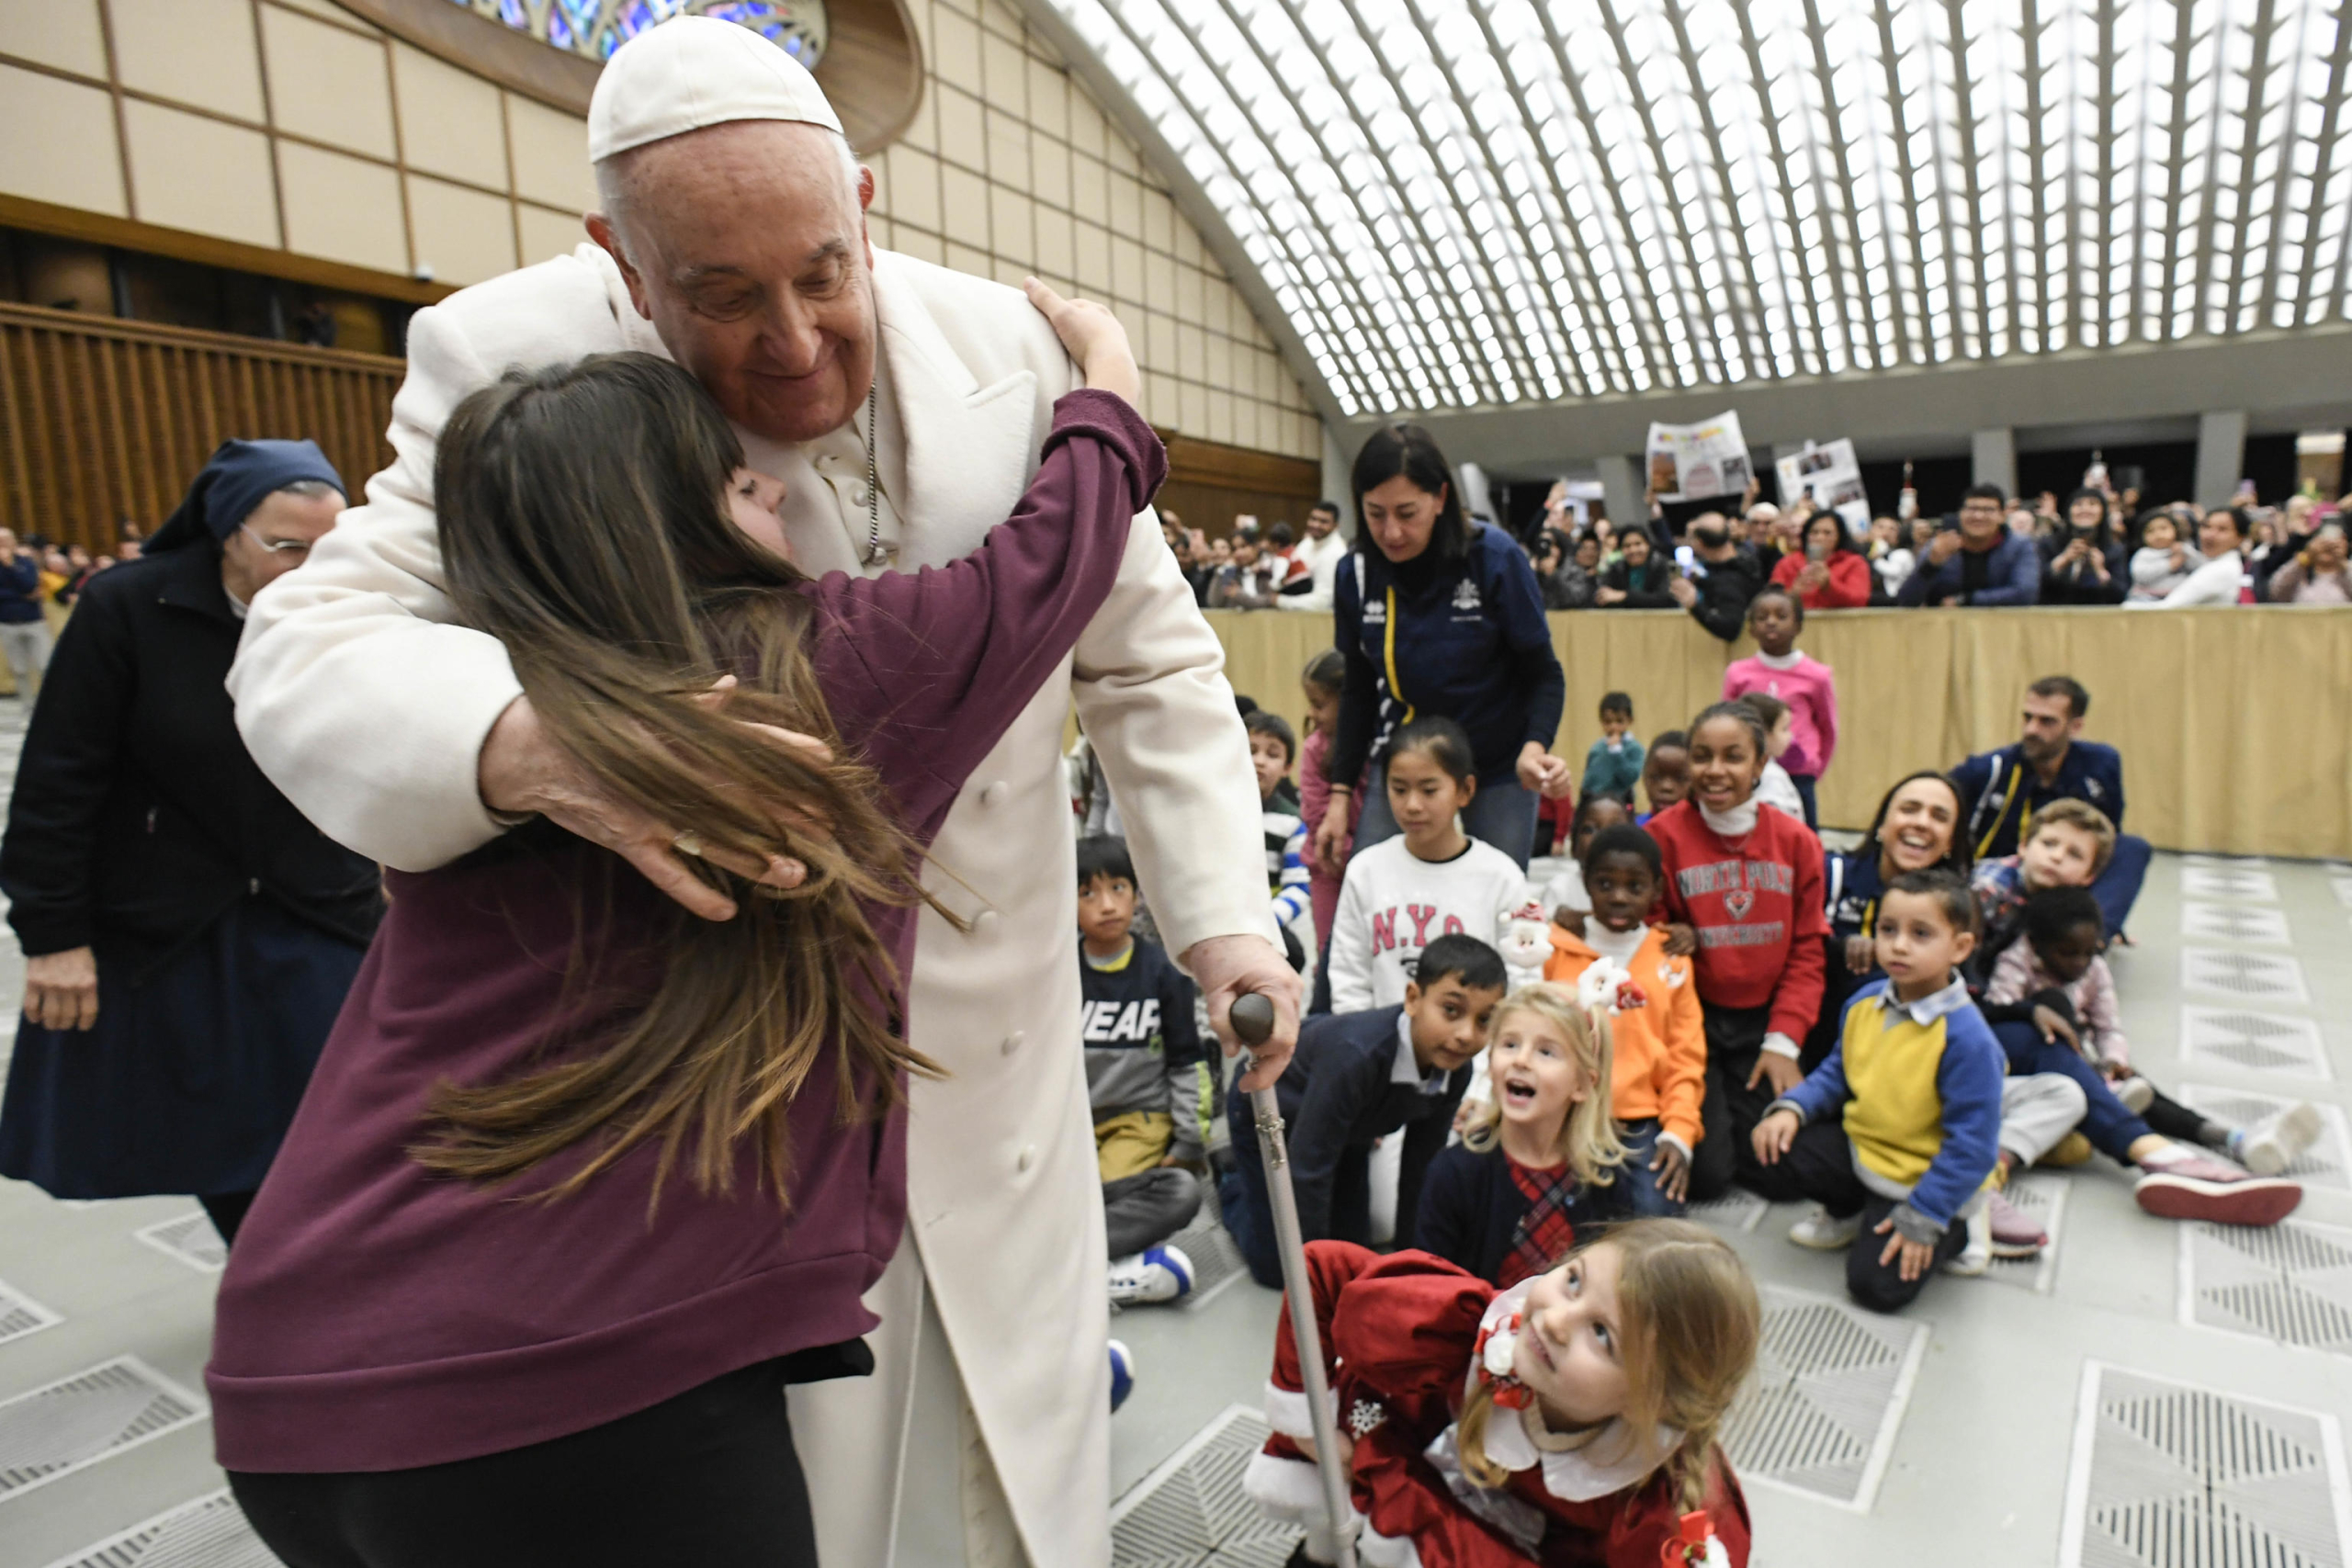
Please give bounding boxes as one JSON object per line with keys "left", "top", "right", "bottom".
{"left": 1030, "top": 0, "right": 2352, "bottom": 421}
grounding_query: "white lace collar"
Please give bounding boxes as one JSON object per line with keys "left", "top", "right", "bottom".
{"left": 1457, "top": 1280, "right": 1676, "bottom": 1502}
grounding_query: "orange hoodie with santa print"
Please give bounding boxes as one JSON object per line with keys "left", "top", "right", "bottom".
{"left": 1544, "top": 924, "right": 1706, "bottom": 1156}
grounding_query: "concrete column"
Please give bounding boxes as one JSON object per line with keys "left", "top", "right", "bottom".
{"left": 1972, "top": 427, "right": 2017, "bottom": 499}
{"left": 2195, "top": 410, "right": 2249, "bottom": 510}
{"left": 1595, "top": 453, "right": 1644, "bottom": 530}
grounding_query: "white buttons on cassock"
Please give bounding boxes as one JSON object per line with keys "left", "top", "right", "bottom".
{"left": 972, "top": 909, "right": 1001, "bottom": 937}
{"left": 1001, "top": 1031, "right": 1025, "bottom": 1056}
{"left": 1017, "top": 1144, "right": 1037, "bottom": 1172}
{"left": 848, "top": 481, "right": 872, "bottom": 507}
{"left": 979, "top": 781, "right": 1009, "bottom": 808}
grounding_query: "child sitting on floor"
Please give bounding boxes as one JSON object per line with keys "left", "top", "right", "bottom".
{"left": 1751, "top": 870, "right": 2073, "bottom": 1306}
{"left": 1329, "top": 716, "right": 1548, "bottom": 1013}
{"left": 1540, "top": 792, "right": 1631, "bottom": 933}
{"left": 1297, "top": 649, "right": 1361, "bottom": 949}
{"left": 1545, "top": 825, "right": 1705, "bottom": 1214}
{"left": 1722, "top": 584, "right": 1838, "bottom": 828}
{"left": 1648, "top": 701, "right": 1826, "bottom": 1201}
{"left": 1579, "top": 691, "right": 1645, "bottom": 806}
{"left": 1247, "top": 1222, "right": 1760, "bottom": 1567}
{"left": 1970, "top": 798, "right": 2115, "bottom": 972}
{"left": 1077, "top": 836, "right": 1206, "bottom": 1307}
{"left": 1223, "top": 935, "right": 1506, "bottom": 1289}
{"left": 1417, "top": 983, "right": 1631, "bottom": 1285}
{"left": 1636, "top": 730, "right": 1690, "bottom": 824}
{"left": 1247, "top": 708, "right": 1313, "bottom": 967}
{"left": 1980, "top": 884, "right": 2312, "bottom": 1223}
{"left": 1732, "top": 692, "right": 1810, "bottom": 828}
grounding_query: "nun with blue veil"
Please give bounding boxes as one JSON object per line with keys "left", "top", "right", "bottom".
{"left": 0, "top": 439, "right": 383, "bottom": 1245}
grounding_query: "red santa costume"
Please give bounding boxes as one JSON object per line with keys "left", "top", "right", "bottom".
{"left": 1245, "top": 1243, "right": 1749, "bottom": 1568}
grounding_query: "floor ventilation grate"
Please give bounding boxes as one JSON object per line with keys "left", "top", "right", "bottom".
{"left": 2179, "top": 1010, "right": 2331, "bottom": 1079}
{"left": 1988, "top": 1172, "right": 2067, "bottom": 1293}
{"left": 2180, "top": 949, "right": 2312, "bottom": 1005}
{"left": 37, "top": 1490, "right": 280, "bottom": 1568}
{"left": 1688, "top": 1190, "right": 1768, "bottom": 1233}
{"left": 2180, "top": 866, "right": 2282, "bottom": 903}
{"left": 0, "top": 1359, "right": 207, "bottom": 1503}
{"left": 0, "top": 1275, "right": 62, "bottom": 1347}
{"left": 2063, "top": 1363, "right": 2348, "bottom": 1568}
{"left": 132, "top": 1213, "right": 225, "bottom": 1274}
{"left": 2183, "top": 1217, "right": 2352, "bottom": 1357}
{"left": 2179, "top": 901, "right": 2293, "bottom": 946}
{"left": 2178, "top": 1088, "right": 2352, "bottom": 1190}
{"left": 1718, "top": 1286, "right": 1925, "bottom": 1512}
{"left": 1111, "top": 1404, "right": 1301, "bottom": 1568}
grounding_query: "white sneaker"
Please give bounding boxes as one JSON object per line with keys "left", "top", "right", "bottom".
{"left": 1108, "top": 1245, "right": 1195, "bottom": 1306}
{"left": 1788, "top": 1207, "right": 1861, "bottom": 1250}
{"left": 2237, "top": 1103, "right": 2324, "bottom": 1178}
{"left": 2113, "top": 1074, "right": 2156, "bottom": 1114}
{"left": 1943, "top": 1203, "right": 1993, "bottom": 1277}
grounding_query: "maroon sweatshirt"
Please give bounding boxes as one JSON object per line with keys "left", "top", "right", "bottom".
{"left": 207, "top": 390, "right": 1161, "bottom": 1473}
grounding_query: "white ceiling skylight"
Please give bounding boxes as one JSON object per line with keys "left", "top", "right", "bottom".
{"left": 1038, "top": 0, "right": 2352, "bottom": 416}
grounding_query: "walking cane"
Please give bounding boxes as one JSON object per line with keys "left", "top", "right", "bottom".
{"left": 1231, "top": 992, "right": 1359, "bottom": 1568}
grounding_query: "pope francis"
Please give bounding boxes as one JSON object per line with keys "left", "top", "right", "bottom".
{"left": 226, "top": 17, "right": 1299, "bottom": 1566}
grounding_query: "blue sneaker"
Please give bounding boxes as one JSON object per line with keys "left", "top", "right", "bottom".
{"left": 1108, "top": 1244, "right": 1195, "bottom": 1306}
{"left": 1109, "top": 1339, "right": 1136, "bottom": 1413}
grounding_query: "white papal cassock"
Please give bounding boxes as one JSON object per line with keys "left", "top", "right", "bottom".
{"left": 226, "top": 241, "right": 1273, "bottom": 1565}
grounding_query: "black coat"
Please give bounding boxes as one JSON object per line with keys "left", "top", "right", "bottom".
{"left": 1685, "top": 546, "right": 1766, "bottom": 641}
{"left": 0, "top": 545, "right": 382, "bottom": 973}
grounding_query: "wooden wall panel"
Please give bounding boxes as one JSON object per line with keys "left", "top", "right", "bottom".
{"left": 0, "top": 301, "right": 399, "bottom": 550}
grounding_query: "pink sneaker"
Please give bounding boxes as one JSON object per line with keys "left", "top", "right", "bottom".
{"left": 1986, "top": 1190, "right": 2047, "bottom": 1258}
{"left": 2133, "top": 1148, "right": 2302, "bottom": 1226}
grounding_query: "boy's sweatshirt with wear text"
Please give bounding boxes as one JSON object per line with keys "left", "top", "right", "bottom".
{"left": 1080, "top": 935, "right": 1208, "bottom": 1162}
{"left": 1771, "top": 976, "right": 2005, "bottom": 1244}
{"left": 1646, "top": 798, "right": 1827, "bottom": 1057}
{"left": 1328, "top": 836, "right": 1537, "bottom": 1013}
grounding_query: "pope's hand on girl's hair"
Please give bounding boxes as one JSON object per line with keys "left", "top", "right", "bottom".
{"left": 478, "top": 690, "right": 826, "bottom": 922}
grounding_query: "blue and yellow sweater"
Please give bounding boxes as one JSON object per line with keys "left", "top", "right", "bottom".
{"left": 1774, "top": 975, "right": 2004, "bottom": 1240}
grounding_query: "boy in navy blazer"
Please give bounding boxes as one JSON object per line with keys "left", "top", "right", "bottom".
{"left": 1222, "top": 933, "right": 1508, "bottom": 1288}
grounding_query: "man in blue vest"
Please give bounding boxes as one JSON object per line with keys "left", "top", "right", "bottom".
{"left": 1951, "top": 675, "right": 2150, "bottom": 937}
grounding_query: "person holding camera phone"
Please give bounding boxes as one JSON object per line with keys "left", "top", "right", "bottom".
{"left": 1895, "top": 484, "right": 2041, "bottom": 607}
{"left": 1666, "top": 511, "right": 1766, "bottom": 641}
{"left": 2040, "top": 487, "right": 2128, "bottom": 605}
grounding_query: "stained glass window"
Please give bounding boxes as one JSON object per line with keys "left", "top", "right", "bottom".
{"left": 453, "top": 0, "right": 828, "bottom": 67}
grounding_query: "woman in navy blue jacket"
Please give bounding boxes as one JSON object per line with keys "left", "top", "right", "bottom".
{"left": 1309, "top": 424, "right": 1568, "bottom": 873}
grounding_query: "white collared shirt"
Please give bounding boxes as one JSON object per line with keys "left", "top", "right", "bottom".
{"left": 743, "top": 355, "right": 910, "bottom": 574}
{"left": 1390, "top": 1012, "right": 1451, "bottom": 1096}
{"left": 1874, "top": 973, "right": 1973, "bottom": 1027}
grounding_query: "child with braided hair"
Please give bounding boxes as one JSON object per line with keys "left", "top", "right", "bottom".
{"left": 1244, "top": 1219, "right": 1760, "bottom": 1567}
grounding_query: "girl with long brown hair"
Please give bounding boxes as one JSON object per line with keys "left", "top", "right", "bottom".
{"left": 207, "top": 285, "right": 1157, "bottom": 1568}
{"left": 1245, "top": 1221, "right": 1761, "bottom": 1566}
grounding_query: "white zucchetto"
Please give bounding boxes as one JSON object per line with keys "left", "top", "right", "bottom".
{"left": 587, "top": 16, "right": 844, "bottom": 163}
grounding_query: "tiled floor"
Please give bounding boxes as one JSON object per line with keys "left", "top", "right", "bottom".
{"left": 1, "top": 675, "right": 2348, "bottom": 1566}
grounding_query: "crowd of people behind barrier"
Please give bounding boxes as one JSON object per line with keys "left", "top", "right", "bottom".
{"left": 1182, "top": 468, "right": 2352, "bottom": 626}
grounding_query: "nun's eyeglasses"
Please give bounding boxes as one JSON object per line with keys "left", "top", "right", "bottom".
{"left": 241, "top": 525, "right": 312, "bottom": 557}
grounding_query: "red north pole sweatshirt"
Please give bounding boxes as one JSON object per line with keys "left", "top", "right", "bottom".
{"left": 1645, "top": 799, "right": 1827, "bottom": 1043}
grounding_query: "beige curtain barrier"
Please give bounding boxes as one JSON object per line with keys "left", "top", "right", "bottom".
{"left": 1205, "top": 605, "right": 2352, "bottom": 861}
